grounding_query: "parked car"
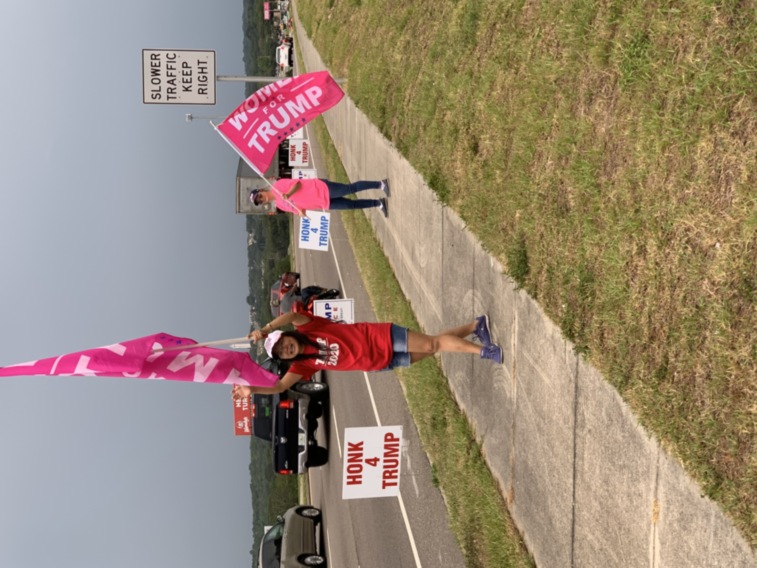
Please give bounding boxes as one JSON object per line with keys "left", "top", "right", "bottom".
{"left": 273, "top": 380, "right": 329, "bottom": 474}
{"left": 276, "top": 43, "right": 292, "bottom": 73}
{"left": 252, "top": 393, "right": 274, "bottom": 441}
{"left": 258, "top": 505, "right": 325, "bottom": 567}
{"left": 259, "top": 358, "right": 329, "bottom": 475}
{"left": 270, "top": 271, "right": 300, "bottom": 316}
{"left": 270, "top": 272, "right": 341, "bottom": 318}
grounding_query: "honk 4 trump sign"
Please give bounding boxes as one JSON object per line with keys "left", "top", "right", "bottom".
{"left": 342, "top": 426, "right": 403, "bottom": 500}
{"left": 215, "top": 71, "right": 344, "bottom": 174}
{"left": 298, "top": 211, "right": 331, "bottom": 252}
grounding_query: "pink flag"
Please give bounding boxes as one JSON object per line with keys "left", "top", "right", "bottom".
{"left": 215, "top": 70, "right": 344, "bottom": 173}
{"left": 0, "top": 333, "right": 279, "bottom": 387}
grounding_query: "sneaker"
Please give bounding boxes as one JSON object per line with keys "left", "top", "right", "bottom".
{"left": 380, "top": 179, "right": 391, "bottom": 197}
{"left": 473, "top": 314, "right": 492, "bottom": 345}
{"left": 480, "top": 343, "right": 503, "bottom": 364}
{"left": 379, "top": 198, "right": 389, "bottom": 218}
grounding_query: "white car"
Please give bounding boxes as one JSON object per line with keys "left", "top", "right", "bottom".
{"left": 276, "top": 43, "right": 291, "bottom": 73}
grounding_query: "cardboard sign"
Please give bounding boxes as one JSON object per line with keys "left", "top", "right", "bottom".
{"left": 291, "top": 168, "right": 318, "bottom": 180}
{"left": 313, "top": 298, "right": 355, "bottom": 324}
{"left": 288, "top": 139, "right": 310, "bottom": 166}
{"left": 342, "top": 426, "right": 403, "bottom": 499}
{"left": 233, "top": 396, "right": 252, "bottom": 436}
{"left": 298, "top": 212, "right": 330, "bottom": 251}
{"left": 288, "top": 127, "right": 305, "bottom": 139}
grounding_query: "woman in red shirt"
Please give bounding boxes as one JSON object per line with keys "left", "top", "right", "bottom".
{"left": 231, "top": 311, "right": 502, "bottom": 399}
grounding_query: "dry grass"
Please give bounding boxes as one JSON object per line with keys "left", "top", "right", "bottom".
{"left": 297, "top": 0, "right": 757, "bottom": 545}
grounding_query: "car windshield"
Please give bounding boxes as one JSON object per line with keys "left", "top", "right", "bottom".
{"left": 259, "top": 523, "right": 284, "bottom": 568}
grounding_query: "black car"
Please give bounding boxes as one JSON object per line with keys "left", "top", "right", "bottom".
{"left": 273, "top": 380, "right": 329, "bottom": 474}
{"left": 252, "top": 394, "right": 274, "bottom": 442}
{"left": 259, "top": 358, "right": 329, "bottom": 474}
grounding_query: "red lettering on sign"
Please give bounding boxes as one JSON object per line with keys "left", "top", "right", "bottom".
{"left": 346, "top": 441, "right": 364, "bottom": 485}
{"left": 382, "top": 433, "right": 401, "bottom": 489}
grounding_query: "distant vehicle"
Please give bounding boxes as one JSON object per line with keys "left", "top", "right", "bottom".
{"left": 270, "top": 272, "right": 341, "bottom": 317}
{"left": 252, "top": 394, "right": 274, "bottom": 441}
{"left": 276, "top": 43, "right": 292, "bottom": 73}
{"left": 258, "top": 505, "right": 325, "bottom": 567}
{"left": 258, "top": 358, "right": 329, "bottom": 475}
{"left": 273, "top": 379, "right": 329, "bottom": 474}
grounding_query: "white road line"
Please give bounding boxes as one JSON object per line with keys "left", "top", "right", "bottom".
{"left": 326, "top": 528, "right": 334, "bottom": 567}
{"left": 305, "top": 122, "right": 423, "bottom": 568}
{"left": 362, "top": 371, "right": 423, "bottom": 567}
{"left": 331, "top": 406, "right": 343, "bottom": 459}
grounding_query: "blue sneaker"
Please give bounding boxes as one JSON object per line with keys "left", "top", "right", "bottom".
{"left": 480, "top": 344, "right": 503, "bottom": 364}
{"left": 380, "top": 179, "right": 391, "bottom": 197}
{"left": 473, "top": 314, "right": 492, "bottom": 345}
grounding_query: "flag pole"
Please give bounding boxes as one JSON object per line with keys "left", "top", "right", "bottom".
{"left": 152, "top": 336, "right": 252, "bottom": 353}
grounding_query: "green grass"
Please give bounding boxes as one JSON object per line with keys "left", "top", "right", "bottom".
{"left": 309, "top": 115, "right": 533, "bottom": 567}
{"left": 296, "top": 0, "right": 757, "bottom": 547}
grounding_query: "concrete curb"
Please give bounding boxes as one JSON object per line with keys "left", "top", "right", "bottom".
{"left": 294, "top": 18, "right": 757, "bottom": 568}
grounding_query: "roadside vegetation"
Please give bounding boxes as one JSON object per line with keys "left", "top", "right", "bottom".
{"left": 310, "top": 116, "right": 534, "bottom": 567}
{"left": 297, "top": 0, "right": 756, "bottom": 547}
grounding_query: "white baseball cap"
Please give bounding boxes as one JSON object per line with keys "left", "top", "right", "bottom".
{"left": 264, "top": 330, "right": 283, "bottom": 358}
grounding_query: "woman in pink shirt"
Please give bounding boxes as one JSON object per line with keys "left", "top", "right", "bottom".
{"left": 231, "top": 311, "right": 503, "bottom": 399}
{"left": 250, "top": 177, "right": 390, "bottom": 217}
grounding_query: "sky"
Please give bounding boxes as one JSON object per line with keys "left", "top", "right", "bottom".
{"left": 0, "top": 1, "right": 261, "bottom": 566}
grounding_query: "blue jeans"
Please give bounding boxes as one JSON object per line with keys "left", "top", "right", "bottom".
{"left": 379, "top": 324, "right": 411, "bottom": 371}
{"left": 322, "top": 179, "right": 382, "bottom": 211}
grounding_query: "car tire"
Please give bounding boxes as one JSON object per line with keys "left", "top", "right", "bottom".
{"left": 298, "top": 553, "right": 326, "bottom": 566}
{"left": 294, "top": 381, "right": 328, "bottom": 398}
{"left": 306, "top": 400, "right": 324, "bottom": 420}
{"left": 295, "top": 506, "right": 322, "bottom": 521}
{"left": 306, "top": 446, "right": 328, "bottom": 468}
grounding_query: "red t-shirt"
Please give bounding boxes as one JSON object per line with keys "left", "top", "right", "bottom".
{"left": 288, "top": 316, "right": 394, "bottom": 378}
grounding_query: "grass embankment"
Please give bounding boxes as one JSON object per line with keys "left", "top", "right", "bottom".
{"left": 310, "top": 115, "right": 533, "bottom": 567}
{"left": 297, "top": 0, "right": 756, "bottom": 545}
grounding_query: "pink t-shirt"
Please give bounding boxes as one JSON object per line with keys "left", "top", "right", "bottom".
{"left": 272, "top": 178, "right": 330, "bottom": 213}
{"left": 288, "top": 316, "right": 394, "bottom": 378}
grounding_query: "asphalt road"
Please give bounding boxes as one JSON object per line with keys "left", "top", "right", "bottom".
{"left": 293, "top": 136, "right": 467, "bottom": 568}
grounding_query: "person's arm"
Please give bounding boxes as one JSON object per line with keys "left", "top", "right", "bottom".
{"left": 285, "top": 181, "right": 302, "bottom": 198}
{"left": 231, "top": 370, "right": 304, "bottom": 399}
{"left": 248, "top": 311, "right": 312, "bottom": 342}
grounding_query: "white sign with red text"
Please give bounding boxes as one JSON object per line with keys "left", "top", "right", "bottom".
{"left": 288, "top": 139, "right": 310, "bottom": 166}
{"left": 342, "top": 426, "right": 403, "bottom": 499}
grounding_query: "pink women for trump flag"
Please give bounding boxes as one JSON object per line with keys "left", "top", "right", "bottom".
{"left": 0, "top": 333, "right": 279, "bottom": 387}
{"left": 215, "top": 70, "right": 344, "bottom": 174}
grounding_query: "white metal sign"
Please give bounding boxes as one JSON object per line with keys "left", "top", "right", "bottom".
{"left": 298, "top": 211, "right": 330, "bottom": 251}
{"left": 291, "top": 168, "right": 318, "bottom": 180}
{"left": 288, "top": 127, "right": 305, "bottom": 139}
{"left": 288, "top": 139, "right": 311, "bottom": 166}
{"left": 313, "top": 298, "right": 355, "bottom": 324}
{"left": 142, "top": 49, "right": 216, "bottom": 105}
{"left": 342, "top": 426, "right": 403, "bottom": 499}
